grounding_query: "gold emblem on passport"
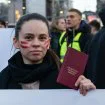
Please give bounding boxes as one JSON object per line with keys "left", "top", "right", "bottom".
{"left": 67, "top": 66, "right": 78, "bottom": 76}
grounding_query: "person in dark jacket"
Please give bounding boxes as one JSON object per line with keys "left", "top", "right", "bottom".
{"left": 89, "top": 20, "right": 101, "bottom": 35}
{"left": 50, "top": 17, "right": 66, "bottom": 57}
{"left": 85, "top": 7, "right": 105, "bottom": 88}
{"left": 0, "top": 13, "right": 95, "bottom": 95}
{"left": 66, "top": 8, "right": 92, "bottom": 51}
{"left": 59, "top": 8, "right": 92, "bottom": 62}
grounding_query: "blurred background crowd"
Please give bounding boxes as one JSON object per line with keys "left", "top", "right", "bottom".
{"left": 0, "top": 0, "right": 104, "bottom": 27}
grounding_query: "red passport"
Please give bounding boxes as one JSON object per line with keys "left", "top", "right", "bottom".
{"left": 57, "top": 48, "right": 88, "bottom": 89}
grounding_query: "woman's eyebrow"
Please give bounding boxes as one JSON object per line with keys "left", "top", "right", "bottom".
{"left": 24, "top": 33, "right": 34, "bottom": 36}
{"left": 39, "top": 33, "right": 48, "bottom": 36}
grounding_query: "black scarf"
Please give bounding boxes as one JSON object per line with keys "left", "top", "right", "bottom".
{"left": 8, "top": 51, "right": 57, "bottom": 84}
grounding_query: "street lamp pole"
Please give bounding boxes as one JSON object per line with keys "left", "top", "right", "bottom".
{"left": 12, "top": 0, "right": 16, "bottom": 24}
{"left": 52, "top": 0, "right": 55, "bottom": 20}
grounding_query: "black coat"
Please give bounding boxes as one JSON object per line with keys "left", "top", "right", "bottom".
{"left": 50, "top": 31, "right": 61, "bottom": 57}
{"left": 0, "top": 51, "right": 67, "bottom": 89}
{"left": 85, "top": 26, "right": 105, "bottom": 88}
{"left": 66, "top": 20, "right": 92, "bottom": 52}
{"left": 95, "top": 26, "right": 105, "bottom": 88}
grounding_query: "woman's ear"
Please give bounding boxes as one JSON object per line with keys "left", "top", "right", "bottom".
{"left": 13, "top": 37, "right": 20, "bottom": 49}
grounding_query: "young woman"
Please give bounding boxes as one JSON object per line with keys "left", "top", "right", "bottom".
{"left": 0, "top": 13, "right": 95, "bottom": 95}
{"left": 50, "top": 17, "right": 66, "bottom": 57}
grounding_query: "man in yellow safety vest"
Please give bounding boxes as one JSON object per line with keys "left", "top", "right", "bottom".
{"left": 59, "top": 8, "right": 92, "bottom": 62}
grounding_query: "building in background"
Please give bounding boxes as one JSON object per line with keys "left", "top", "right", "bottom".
{"left": 26, "top": 0, "right": 73, "bottom": 20}
{"left": 49, "top": 0, "right": 73, "bottom": 20}
{"left": 8, "top": 0, "right": 23, "bottom": 26}
{"left": 3, "top": 0, "right": 105, "bottom": 25}
{"left": 0, "top": 0, "right": 25, "bottom": 26}
{"left": 0, "top": 0, "right": 8, "bottom": 22}
{"left": 26, "top": 0, "right": 46, "bottom": 16}
{"left": 0, "top": 0, "right": 73, "bottom": 25}
{"left": 97, "top": 0, "right": 105, "bottom": 13}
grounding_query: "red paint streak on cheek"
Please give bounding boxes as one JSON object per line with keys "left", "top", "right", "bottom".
{"left": 44, "top": 40, "right": 49, "bottom": 49}
{"left": 20, "top": 41, "right": 30, "bottom": 48}
{"left": 21, "top": 41, "right": 28, "bottom": 44}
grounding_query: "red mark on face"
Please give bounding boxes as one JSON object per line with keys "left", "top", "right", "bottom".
{"left": 20, "top": 41, "right": 29, "bottom": 48}
{"left": 44, "top": 39, "right": 49, "bottom": 49}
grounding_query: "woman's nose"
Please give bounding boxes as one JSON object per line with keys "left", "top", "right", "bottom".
{"left": 31, "top": 38, "right": 40, "bottom": 47}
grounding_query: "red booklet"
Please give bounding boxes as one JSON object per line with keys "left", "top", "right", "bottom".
{"left": 57, "top": 48, "right": 88, "bottom": 89}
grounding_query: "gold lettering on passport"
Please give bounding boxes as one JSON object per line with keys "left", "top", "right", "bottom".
{"left": 67, "top": 67, "right": 78, "bottom": 76}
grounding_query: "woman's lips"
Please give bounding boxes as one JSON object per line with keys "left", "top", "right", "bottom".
{"left": 30, "top": 50, "right": 42, "bottom": 55}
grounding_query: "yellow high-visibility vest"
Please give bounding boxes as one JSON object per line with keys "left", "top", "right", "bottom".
{"left": 59, "top": 32, "right": 82, "bottom": 63}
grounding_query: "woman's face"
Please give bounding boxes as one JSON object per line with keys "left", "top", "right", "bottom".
{"left": 57, "top": 18, "right": 66, "bottom": 31}
{"left": 14, "top": 20, "right": 50, "bottom": 64}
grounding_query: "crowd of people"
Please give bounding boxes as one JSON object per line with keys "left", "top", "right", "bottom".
{"left": 0, "top": 7, "right": 105, "bottom": 96}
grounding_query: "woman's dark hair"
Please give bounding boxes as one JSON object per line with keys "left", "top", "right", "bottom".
{"left": 15, "top": 13, "right": 50, "bottom": 39}
{"left": 89, "top": 20, "right": 101, "bottom": 31}
{"left": 15, "top": 13, "right": 60, "bottom": 70}
{"left": 48, "top": 49, "right": 61, "bottom": 70}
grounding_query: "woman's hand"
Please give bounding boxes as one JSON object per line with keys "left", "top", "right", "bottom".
{"left": 75, "top": 75, "right": 96, "bottom": 96}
